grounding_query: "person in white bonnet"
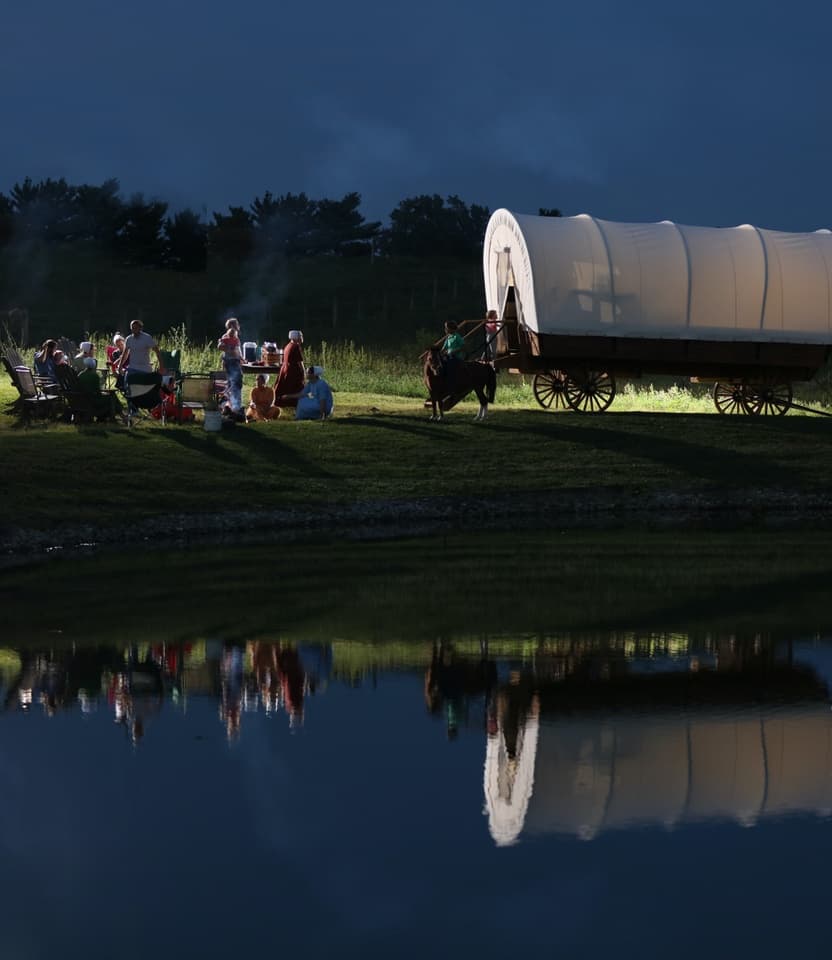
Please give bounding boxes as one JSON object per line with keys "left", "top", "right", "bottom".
{"left": 76, "top": 355, "right": 122, "bottom": 418}
{"left": 274, "top": 329, "right": 305, "bottom": 407}
{"left": 283, "top": 365, "right": 333, "bottom": 420}
{"left": 72, "top": 340, "right": 96, "bottom": 372}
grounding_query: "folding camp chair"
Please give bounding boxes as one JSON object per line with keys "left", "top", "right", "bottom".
{"left": 176, "top": 374, "right": 216, "bottom": 423}
{"left": 123, "top": 371, "right": 163, "bottom": 427}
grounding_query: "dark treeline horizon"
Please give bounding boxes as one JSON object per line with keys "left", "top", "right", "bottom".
{"left": 0, "top": 176, "right": 560, "bottom": 348}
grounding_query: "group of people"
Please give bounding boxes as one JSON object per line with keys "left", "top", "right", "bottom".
{"left": 33, "top": 319, "right": 334, "bottom": 423}
{"left": 34, "top": 338, "right": 97, "bottom": 378}
{"left": 217, "top": 323, "right": 333, "bottom": 422}
{"left": 31, "top": 308, "right": 499, "bottom": 424}
{"left": 441, "top": 309, "right": 499, "bottom": 373}
{"left": 33, "top": 336, "right": 122, "bottom": 417}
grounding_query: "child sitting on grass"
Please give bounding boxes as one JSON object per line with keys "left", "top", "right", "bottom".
{"left": 246, "top": 373, "right": 281, "bottom": 422}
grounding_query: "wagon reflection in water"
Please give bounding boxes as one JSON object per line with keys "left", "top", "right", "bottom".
{"left": 478, "top": 633, "right": 832, "bottom": 845}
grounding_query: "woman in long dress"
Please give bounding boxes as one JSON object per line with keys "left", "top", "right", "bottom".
{"left": 274, "top": 329, "right": 305, "bottom": 407}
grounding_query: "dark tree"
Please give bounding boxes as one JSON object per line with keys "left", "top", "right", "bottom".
{"left": 208, "top": 206, "right": 255, "bottom": 262}
{"left": 5, "top": 177, "right": 129, "bottom": 251}
{"left": 385, "top": 194, "right": 491, "bottom": 257}
{"left": 164, "top": 209, "right": 207, "bottom": 272}
{"left": 73, "top": 179, "right": 124, "bottom": 245}
{"left": 9, "top": 177, "right": 78, "bottom": 243}
{"left": 0, "top": 192, "right": 13, "bottom": 249}
{"left": 250, "top": 191, "right": 317, "bottom": 258}
{"left": 312, "top": 192, "right": 381, "bottom": 256}
{"left": 113, "top": 193, "right": 168, "bottom": 266}
{"left": 444, "top": 194, "right": 490, "bottom": 255}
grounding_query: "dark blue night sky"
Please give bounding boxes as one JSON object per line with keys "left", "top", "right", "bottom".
{"left": 3, "top": 0, "right": 831, "bottom": 230}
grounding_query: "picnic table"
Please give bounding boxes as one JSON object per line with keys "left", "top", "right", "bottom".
{"left": 241, "top": 363, "right": 282, "bottom": 376}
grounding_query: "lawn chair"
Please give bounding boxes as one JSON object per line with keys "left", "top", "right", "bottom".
{"left": 123, "top": 372, "right": 163, "bottom": 427}
{"left": 176, "top": 374, "right": 216, "bottom": 423}
{"left": 6, "top": 364, "right": 62, "bottom": 421}
{"left": 54, "top": 364, "right": 122, "bottom": 424}
{"left": 2, "top": 344, "right": 26, "bottom": 370}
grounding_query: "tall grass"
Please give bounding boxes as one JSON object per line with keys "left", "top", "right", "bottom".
{"left": 8, "top": 327, "right": 832, "bottom": 414}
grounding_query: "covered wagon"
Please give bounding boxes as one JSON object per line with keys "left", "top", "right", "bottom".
{"left": 482, "top": 209, "right": 832, "bottom": 414}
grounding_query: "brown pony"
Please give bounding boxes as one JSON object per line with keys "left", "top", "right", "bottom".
{"left": 423, "top": 347, "right": 496, "bottom": 421}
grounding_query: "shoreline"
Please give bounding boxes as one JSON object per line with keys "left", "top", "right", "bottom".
{"left": 3, "top": 488, "right": 832, "bottom": 565}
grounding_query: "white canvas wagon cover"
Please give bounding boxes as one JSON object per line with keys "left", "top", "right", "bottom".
{"left": 484, "top": 209, "right": 832, "bottom": 344}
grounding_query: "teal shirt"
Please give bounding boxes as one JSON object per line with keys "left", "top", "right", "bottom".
{"left": 443, "top": 332, "right": 465, "bottom": 358}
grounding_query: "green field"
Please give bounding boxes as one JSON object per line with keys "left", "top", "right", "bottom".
{"left": 3, "top": 529, "right": 831, "bottom": 645}
{"left": 4, "top": 357, "right": 832, "bottom": 542}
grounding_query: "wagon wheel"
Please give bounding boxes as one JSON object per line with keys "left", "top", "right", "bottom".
{"left": 712, "top": 381, "right": 751, "bottom": 415}
{"left": 743, "top": 381, "right": 793, "bottom": 417}
{"left": 532, "top": 370, "right": 568, "bottom": 409}
{"left": 564, "top": 370, "right": 616, "bottom": 413}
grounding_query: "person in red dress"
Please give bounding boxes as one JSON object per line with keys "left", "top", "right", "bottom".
{"left": 274, "top": 329, "right": 305, "bottom": 407}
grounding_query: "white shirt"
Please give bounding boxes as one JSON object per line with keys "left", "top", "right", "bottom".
{"left": 125, "top": 331, "right": 157, "bottom": 373}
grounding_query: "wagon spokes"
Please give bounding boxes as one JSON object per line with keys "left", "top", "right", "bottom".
{"left": 533, "top": 370, "right": 568, "bottom": 409}
{"left": 744, "top": 382, "right": 793, "bottom": 417}
{"left": 565, "top": 370, "right": 616, "bottom": 413}
{"left": 713, "top": 381, "right": 752, "bottom": 415}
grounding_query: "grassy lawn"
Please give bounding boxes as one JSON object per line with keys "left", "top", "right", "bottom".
{"left": 3, "top": 371, "right": 832, "bottom": 533}
{"left": 3, "top": 529, "right": 831, "bottom": 644}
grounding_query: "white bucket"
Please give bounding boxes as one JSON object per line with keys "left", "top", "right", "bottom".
{"left": 203, "top": 410, "right": 223, "bottom": 432}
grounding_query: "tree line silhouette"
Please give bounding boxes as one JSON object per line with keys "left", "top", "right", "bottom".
{"left": 0, "top": 177, "right": 505, "bottom": 268}
{"left": 0, "top": 177, "right": 560, "bottom": 345}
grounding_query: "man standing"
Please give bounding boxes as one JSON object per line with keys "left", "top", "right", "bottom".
{"left": 117, "top": 320, "right": 164, "bottom": 377}
{"left": 117, "top": 320, "right": 165, "bottom": 410}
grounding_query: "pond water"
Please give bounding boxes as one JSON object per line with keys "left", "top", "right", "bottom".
{"left": 2, "top": 531, "right": 832, "bottom": 959}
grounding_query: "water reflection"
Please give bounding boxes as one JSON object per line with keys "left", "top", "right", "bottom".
{"left": 0, "top": 640, "right": 340, "bottom": 743}
{"left": 3, "top": 634, "right": 832, "bottom": 848}
{"left": 480, "top": 635, "right": 832, "bottom": 845}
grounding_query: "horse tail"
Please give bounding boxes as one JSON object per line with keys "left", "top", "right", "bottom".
{"left": 485, "top": 364, "right": 496, "bottom": 404}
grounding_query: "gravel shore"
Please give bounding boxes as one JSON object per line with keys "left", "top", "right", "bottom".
{"left": 3, "top": 488, "right": 832, "bottom": 564}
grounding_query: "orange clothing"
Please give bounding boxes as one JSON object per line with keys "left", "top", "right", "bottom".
{"left": 247, "top": 384, "right": 280, "bottom": 421}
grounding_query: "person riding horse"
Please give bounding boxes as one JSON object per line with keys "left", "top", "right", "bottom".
{"left": 441, "top": 320, "right": 465, "bottom": 394}
{"left": 424, "top": 345, "right": 496, "bottom": 421}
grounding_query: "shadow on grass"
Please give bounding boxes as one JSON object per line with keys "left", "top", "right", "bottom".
{"left": 157, "top": 427, "right": 248, "bottom": 466}
{"left": 219, "top": 423, "right": 337, "bottom": 478}
{"left": 335, "top": 415, "right": 458, "bottom": 440}
{"left": 480, "top": 413, "right": 798, "bottom": 486}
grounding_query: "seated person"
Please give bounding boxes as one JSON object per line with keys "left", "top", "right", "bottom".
{"left": 72, "top": 341, "right": 97, "bottom": 372}
{"left": 282, "top": 365, "right": 334, "bottom": 421}
{"left": 53, "top": 349, "right": 70, "bottom": 367}
{"left": 442, "top": 320, "right": 464, "bottom": 377}
{"left": 76, "top": 357, "right": 123, "bottom": 419}
{"left": 34, "top": 339, "right": 58, "bottom": 380}
{"left": 107, "top": 333, "right": 124, "bottom": 374}
{"left": 246, "top": 373, "right": 281, "bottom": 422}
